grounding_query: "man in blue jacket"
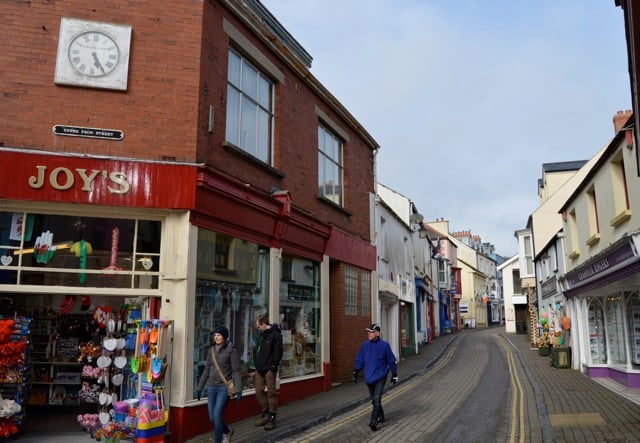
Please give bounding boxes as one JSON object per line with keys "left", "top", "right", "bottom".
{"left": 353, "top": 323, "right": 398, "bottom": 431}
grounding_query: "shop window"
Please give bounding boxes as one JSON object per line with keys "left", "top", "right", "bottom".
{"left": 627, "top": 294, "right": 640, "bottom": 367}
{"left": 278, "top": 256, "right": 320, "bottom": 379}
{"left": 587, "top": 299, "right": 606, "bottom": 364}
{"left": 193, "top": 228, "right": 270, "bottom": 397}
{"left": 606, "top": 295, "right": 626, "bottom": 365}
{"left": 0, "top": 211, "right": 161, "bottom": 289}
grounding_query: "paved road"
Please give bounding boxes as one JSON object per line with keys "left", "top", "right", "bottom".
{"left": 278, "top": 328, "right": 542, "bottom": 443}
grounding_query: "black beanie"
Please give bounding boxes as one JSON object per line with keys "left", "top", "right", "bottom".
{"left": 214, "top": 325, "right": 229, "bottom": 340}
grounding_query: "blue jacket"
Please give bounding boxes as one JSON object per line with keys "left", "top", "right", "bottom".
{"left": 354, "top": 338, "right": 397, "bottom": 384}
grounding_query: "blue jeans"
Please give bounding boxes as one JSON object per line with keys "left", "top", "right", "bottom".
{"left": 366, "top": 377, "right": 386, "bottom": 423}
{"left": 207, "top": 385, "right": 230, "bottom": 443}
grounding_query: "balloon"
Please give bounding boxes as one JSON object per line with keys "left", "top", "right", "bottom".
{"left": 540, "top": 318, "right": 547, "bottom": 325}
{"left": 563, "top": 317, "right": 571, "bottom": 330}
{"left": 541, "top": 312, "right": 548, "bottom": 319}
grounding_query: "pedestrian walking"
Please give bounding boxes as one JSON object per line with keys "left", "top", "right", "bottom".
{"left": 352, "top": 323, "right": 398, "bottom": 431}
{"left": 253, "top": 314, "right": 283, "bottom": 431}
{"left": 196, "top": 326, "right": 243, "bottom": 443}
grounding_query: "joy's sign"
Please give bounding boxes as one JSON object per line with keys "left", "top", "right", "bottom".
{"left": 28, "top": 166, "right": 130, "bottom": 194}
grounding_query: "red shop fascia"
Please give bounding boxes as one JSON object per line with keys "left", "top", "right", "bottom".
{"left": 1, "top": 147, "right": 374, "bottom": 283}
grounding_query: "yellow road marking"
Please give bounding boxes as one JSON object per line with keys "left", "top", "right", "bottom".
{"left": 499, "top": 337, "right": 525, "bottom": 443}
{"left": 296, "top": 342, "right": 459, "bottom": 442}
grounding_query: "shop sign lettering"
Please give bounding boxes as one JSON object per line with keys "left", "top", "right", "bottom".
{"left": 28, "top": 166, "right": 130, "bottom": 194}
{"left": 287, "top": 284, "right": 315, "bottom": 301}
{"left": 564, "top": 240, "right": 637, "bottom": 289}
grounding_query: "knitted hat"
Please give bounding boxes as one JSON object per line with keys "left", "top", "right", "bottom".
{"left": 214, "top": 325, "right": 229, "bottom": 340}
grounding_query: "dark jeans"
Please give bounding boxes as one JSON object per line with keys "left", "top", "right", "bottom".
{"left": 366, "top": 376, "right": 386, "bottom": 423}
{"left": 207, "top": 384, "right": 231, "bottom": 443}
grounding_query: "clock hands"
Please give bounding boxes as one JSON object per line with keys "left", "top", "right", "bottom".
{"left": 92, "top": 52, "right": 106, "bottom": 74}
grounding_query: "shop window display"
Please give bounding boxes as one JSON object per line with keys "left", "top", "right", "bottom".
{"left": 0, "top": 211, "right": 161, "bottom": 289}
{"left": 193, "top": 228, "right": 270, "bottom": 398}
{"left": 588, "top": 299, "right": 606, "bottom": 364}
{"left": 606, "top": 295, "right": 626, "bottom": 365}
{"left": 626, "top": 294, "right": 640, "bottom": 367}
{"left": 279, "top": 254, "right": 320, "bottom": 379}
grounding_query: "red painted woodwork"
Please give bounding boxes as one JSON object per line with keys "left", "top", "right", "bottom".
{"left": 0, "top": 149, "right": 197, "bottom": 209}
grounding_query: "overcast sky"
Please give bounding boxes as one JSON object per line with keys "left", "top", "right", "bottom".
{"left": 261, "top": 1, "right": 631, "bottom": 257}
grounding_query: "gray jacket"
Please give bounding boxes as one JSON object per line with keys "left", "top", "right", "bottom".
{"left": 197, "top": 342, "right": 242, "bottom": 394}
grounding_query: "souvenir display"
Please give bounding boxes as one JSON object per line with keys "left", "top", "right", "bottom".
{"left": 0, "top": 317, "right": 30, "bottom": 438}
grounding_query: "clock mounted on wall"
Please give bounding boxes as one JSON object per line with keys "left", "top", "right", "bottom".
{"left": 54, "top": 17, "right": 132, "bottom": 91}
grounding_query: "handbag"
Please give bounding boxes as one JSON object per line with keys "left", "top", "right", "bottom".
{"left": 211, "top": 347, "right": 237, "bottom": 398}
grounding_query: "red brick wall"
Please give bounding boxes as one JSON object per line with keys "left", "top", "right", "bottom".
{"left": 1, "top": 0, "right": 374, "bottom": 242}
{"left": 197, "top": 4, "right": 375, "bottom": 243}
{"left": 0, "top": 0, "right": 203, "bottom": 162}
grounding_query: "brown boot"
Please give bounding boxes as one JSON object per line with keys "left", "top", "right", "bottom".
{"left": 255, "top": 412, "right": 269, "bottom": 427}
{"left": 264, "top": 414, "right": 276, "bottom": 431}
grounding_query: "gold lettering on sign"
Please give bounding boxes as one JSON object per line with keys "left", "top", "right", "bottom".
{"left": 28, "top": 166, "right": 47, "bottom": 189}
{"left": 27, "top": 166, "right": 131, "bottom": 195}
{"left": 76, "top": 169, "right": 101, "bottom": 191}
{"left": 49, "top": 167, "right": 74, "bottom": 190}
{"left": 108, "top": 172, "right": 130, "bottom": 194}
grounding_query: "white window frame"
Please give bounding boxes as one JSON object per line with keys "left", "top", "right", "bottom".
{"left": 225, "top": 48, "right": 274, "bottom": 164}
{"left": 317, "top": 124, "right": 344, "bottom": 206}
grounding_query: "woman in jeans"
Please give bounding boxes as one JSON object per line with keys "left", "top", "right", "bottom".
{"left": 196, "top": 326, "right": 243, "bottom": 443}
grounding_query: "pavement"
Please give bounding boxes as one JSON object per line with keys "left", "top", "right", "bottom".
{"left": 6, "top": 327, "right": 640, "bottom": 442}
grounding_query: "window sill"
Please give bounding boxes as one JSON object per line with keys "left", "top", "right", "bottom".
{"left": 568, "top": 249, "right": 580, "bottom": 260}
{"left": 610, "top": 209, "right": 632, "bottom": 227}
{"left": 586, "top": 233, "right": 600, "bottom": 247}
{"left": 316, "top": 195, "right": 352, "bottom": 216}
{"left": 222, "top": 141, "right": 286, "bottom": 179}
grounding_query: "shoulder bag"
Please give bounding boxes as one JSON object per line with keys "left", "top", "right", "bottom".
{"left": 211, "top": 347, "right": 237, "bottom": 398}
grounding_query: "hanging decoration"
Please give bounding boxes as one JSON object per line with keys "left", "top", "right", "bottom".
{"left": 70, "top": 239, "right": 93, "bottom": 283}
{"left": 103, "top": 227, "right": 123, "bottom": 273}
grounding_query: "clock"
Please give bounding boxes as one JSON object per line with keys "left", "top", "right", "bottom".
{"left": 68, "top": 31, "right": 120, "bottom": 77}
{"left": 55, "top": 18, "right": 132, "bottom": 91}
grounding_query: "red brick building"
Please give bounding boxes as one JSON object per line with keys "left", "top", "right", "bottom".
{"left": 1, "top": 0, "right": 378, "bottom": 440}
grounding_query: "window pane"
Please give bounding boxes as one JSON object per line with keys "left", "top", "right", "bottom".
{"left": 228, "top": 51, "right": 241, "bottom": 88}
{"left": 257, "top": 108, "right": 270, "bottom": 163}
{"left": 226, "top": 87, "right": 240, "bottom": 146}
{"left": 279, "top": 256, "right": 321, "bottom": 378}
{"left": 344, "top": 265, "right": 357, "bottom": 316}
{"left": 241, "top": 98, "right": 257, "bottom": 155}
{"left": 318, "top": 126, "right": 324, "bottom": 152}
{"left": 242, "top": 63, "right": 258, "bottom": 101}
{"left": 257, "top": 75, "right": 271, "bottom": 109}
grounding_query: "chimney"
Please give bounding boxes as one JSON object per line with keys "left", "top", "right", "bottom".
{"left": 613, "top": 110, "right": 632, "bottom": 133}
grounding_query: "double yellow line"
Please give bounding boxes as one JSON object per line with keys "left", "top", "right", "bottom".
{"left": 295, "top": 342, "right": 459, "bottom": 442}
{"left": 296, "top": 337, "right": 525, "bottom": 443}
{"left": 499, "top": 336, "right": 525, "bottom": 443}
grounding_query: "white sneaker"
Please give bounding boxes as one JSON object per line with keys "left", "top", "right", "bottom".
{"left": 222, "top": 426, "right": 233, "bottom": 443}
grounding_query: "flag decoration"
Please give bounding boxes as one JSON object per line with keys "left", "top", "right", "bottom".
{"left": 431, "top": 239, "right": 442, "bottom": 260}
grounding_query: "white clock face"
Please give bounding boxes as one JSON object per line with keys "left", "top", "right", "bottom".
{"left": 68, "top": 31, "right": 120, "bottom": 77}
